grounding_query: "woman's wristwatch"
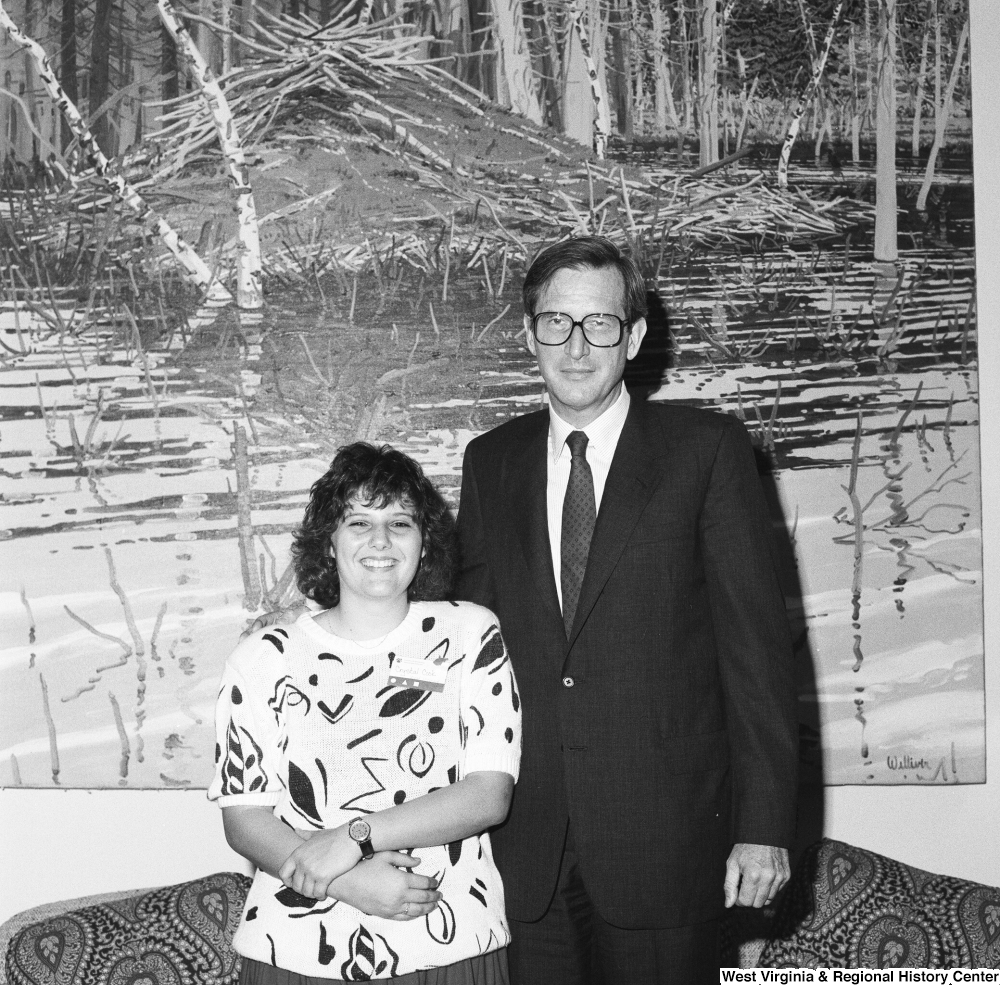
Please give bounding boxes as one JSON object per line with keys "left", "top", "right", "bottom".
{"left": 347, "top": 817, "right": 375, "bottom": 860}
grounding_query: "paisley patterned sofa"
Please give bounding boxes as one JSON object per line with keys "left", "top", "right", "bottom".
{"left": 723, "top": 838, "right": 1000, "bottom": 970}
{"left": 1, "top": 872, "right": 250, "bottom": 985}
{"left": 2, "top": 840, "right": 998, "bottom": 982}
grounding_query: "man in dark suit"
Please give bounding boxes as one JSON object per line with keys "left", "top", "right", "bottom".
{"left": 455, "top": 236, "right": 798, "bottom": 984}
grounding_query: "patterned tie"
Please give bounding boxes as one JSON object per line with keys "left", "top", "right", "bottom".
{"left": 561, "top": 430, "right": 596, "bottom": 637}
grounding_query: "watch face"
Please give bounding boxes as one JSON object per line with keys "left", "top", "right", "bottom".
{"left": 348, "top": 818, "right": 371, "bottom": 843}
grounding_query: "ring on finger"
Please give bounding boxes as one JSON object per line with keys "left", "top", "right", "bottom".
{"left": 403, "top": 902, "right": 410, "bottom": 916}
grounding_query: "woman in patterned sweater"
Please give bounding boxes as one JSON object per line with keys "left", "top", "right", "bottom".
{"left": 210, "top": 443, "right": 521, "bottom": 984}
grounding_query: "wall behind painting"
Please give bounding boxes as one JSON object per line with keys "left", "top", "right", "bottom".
{"left": 1, "top": 0, "right": 997, "bottom": 928}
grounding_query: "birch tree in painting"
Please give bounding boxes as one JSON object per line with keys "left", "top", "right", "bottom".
{"left": 873, "top": 0, "right": 898, "bottom": 269}
{"left": 157, "top": 0, "right": 263, "bottom": 307}
{"left": 777, "top": 0, "right": 845, "bottom": 189}
{"left": 698, "top": 0, "right": 720, "bottom": 167}
{"left": 916, "top": 11, "right": 969, "bottom": 211}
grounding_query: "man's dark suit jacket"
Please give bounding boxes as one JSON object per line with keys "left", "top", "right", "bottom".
{"left": 455, "top": 395, "right": 798, "bottom": 930}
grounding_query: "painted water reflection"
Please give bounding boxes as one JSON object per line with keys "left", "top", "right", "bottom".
{"left": 0, "top": 198, "right": 982, "bottom": 788}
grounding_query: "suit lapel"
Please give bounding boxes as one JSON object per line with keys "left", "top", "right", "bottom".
{"left": 504, "top": 415, "right": 562, "bottom": 625}
{"left": 568, "top": 400, "right": 664, "bottom": 646}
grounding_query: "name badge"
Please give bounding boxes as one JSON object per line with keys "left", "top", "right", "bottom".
{"left": 387, "top": 657, "right": 448, "bottom": 693}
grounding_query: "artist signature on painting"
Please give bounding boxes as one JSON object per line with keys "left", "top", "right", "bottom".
{"left": 887, "top": 755, "right": 932, "bottom": 771}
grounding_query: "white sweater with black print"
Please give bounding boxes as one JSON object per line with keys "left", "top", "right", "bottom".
{"left": 209, "top": 601, "right": 522, "bottom": 980}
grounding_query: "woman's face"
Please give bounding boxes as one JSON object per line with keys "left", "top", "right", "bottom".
{"left": 331, "top": 497, "right": 423, "bottom": 607}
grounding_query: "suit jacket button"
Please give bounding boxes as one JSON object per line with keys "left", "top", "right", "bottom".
{"left": 562, "top": 676, "right": 575, "bottom": 688}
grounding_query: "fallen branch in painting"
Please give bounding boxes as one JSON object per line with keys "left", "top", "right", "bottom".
{"left": 62, "top": 605, "right": 132, "bottom": 679}
{"left": 105, "top": 547, "right": 145, "bottom": 658}
{"left": 108, "top": 691, "right": 131, "bottom": 781}
{"left": 38, "top": 672, "right": 60, "bottom": 785}
{"left": 478, "top": 303, "right": 513, "bottom": 343}
{"left": 150, "top": 601, "right": 168, "bottom": 665}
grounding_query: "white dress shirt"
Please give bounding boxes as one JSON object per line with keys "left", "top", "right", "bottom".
{"left": 546, "top": 384, "right": 631, "bottom": 608}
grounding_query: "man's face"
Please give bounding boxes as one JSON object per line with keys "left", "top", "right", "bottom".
{"left": 525, "top": 265, "right": 647, "bottom": 427}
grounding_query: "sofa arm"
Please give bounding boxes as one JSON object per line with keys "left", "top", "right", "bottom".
{"left": 756, "top": 838, "right": 1000, "bottom": 969}
{"left": 3, "top": 872, "right": 251, "bottom": 985}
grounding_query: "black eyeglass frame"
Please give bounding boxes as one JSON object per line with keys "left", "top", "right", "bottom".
{"left": 530, "top": 311, "right": 630, "bottom": 348}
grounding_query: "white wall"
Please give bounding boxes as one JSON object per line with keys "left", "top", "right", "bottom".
{"left": 1, "top": 0, "right": 998, "bottom": 930}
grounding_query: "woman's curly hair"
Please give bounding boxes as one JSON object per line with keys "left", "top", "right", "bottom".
{"left": 291, "top": 442, "right": 456, "bottom": 608}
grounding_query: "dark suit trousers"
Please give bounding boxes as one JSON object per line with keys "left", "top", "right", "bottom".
{"left": 507, "top": 828, "right": 720, "bottom": 985}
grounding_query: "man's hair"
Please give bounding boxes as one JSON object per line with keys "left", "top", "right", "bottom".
{"left": 522, "top": 236, "right": 648, "bottom": 325}
{"left": 292, "top": 442, "right": 456, "bottom": 608}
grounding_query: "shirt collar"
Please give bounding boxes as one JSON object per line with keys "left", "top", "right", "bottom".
{"left": 548, "top": 384, "right": 631, "bottom": 464}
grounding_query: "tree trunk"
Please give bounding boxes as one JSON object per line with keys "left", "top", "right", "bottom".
{"left": 442, "top": 0, "right": 472, "bottom": 83}
{"left": 466, "top": 0, "right": 495, "bottom": 100}
{"left": 610, "top": 0, "right": 633, "bottom": 141}
{"left": 849, "top": 27, "right": 861, "bottom": 164}
{"left": 795, "top": 0, "right": 818, "bottom": 64}
{"left": 162, "top": 23, "right": 179, "bottom": 103}
{"left": 59, "top": 0, "right": 77, "bottom": 151}
{"left": 777, "top": 0, "right": 845, "bottom": 189}
{"left": 491, "top": 0, "right": 544, "bottom": 124}
{"left": 89, "top": 0, "right": 113, "bottom": 155}
{"left": 864, "top": 0, "right": 874, "bottom": 138}
{"left": 588, "top": 0, "right": 612, "bottom": 144}
{"left": 111, "top": 1, "right": 126, "bottom": 156}
{"left": 814, "top": 99, "right": 832, "bottom": 165}
{"left": 220, "top": 0, "right": 233, "bottom": 74}
{"left": 564, "top": 0, "right": 609, "bottom": 155}
{"left": 697, "top": 0, "right": 719, "bottom": 167}
{"left": 21, "top": 0, "right": 40, "bottom": 160}
{"left": 916, "top": 15, "right": 969, "bottom": 211}
{"left": 529, "top": 0, "right": 563, "bottom": 130}
{"left": 736, "top": 73, "right": 758, "bottom": 151}
{"left": 240, "top": 0, "right": 253, "bottom": 52}
{"left": 873, "top": 0, "right": 898, "bottom": 266}
{"left": 911, "top": 0, "right": 933, "bottom": 158}
{"left": 679, "top": 0, "right": 693, "bottom": 132}
{"left": 650, "top": 0, "right": 677, "bottom": 133}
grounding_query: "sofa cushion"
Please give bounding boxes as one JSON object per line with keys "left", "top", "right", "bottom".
{"left": 4, "top": 872, "right": 251, "bottom": 985}
{"left": 758, "top": 838, "right": 1000, "bottom": 969}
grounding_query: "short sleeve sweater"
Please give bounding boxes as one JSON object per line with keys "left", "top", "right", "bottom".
{"left": 208, "top": 601, "right": 521, "bottom": 980}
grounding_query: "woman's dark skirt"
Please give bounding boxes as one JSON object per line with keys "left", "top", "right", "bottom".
{"left": 239, "top": 949, "right": 508, "bottom": 985}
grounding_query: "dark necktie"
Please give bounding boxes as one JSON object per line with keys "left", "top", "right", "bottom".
{"left": 561, "top": 430, "right": 596, "bottom": 637}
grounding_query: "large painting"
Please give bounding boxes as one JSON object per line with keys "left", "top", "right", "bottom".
{"left": 0, "top": 0, "right": 982, "bottom": 788}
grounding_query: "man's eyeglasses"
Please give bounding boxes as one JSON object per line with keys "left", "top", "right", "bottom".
{"left": 530, "top": 312, "right": 628, "bottom": 348}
